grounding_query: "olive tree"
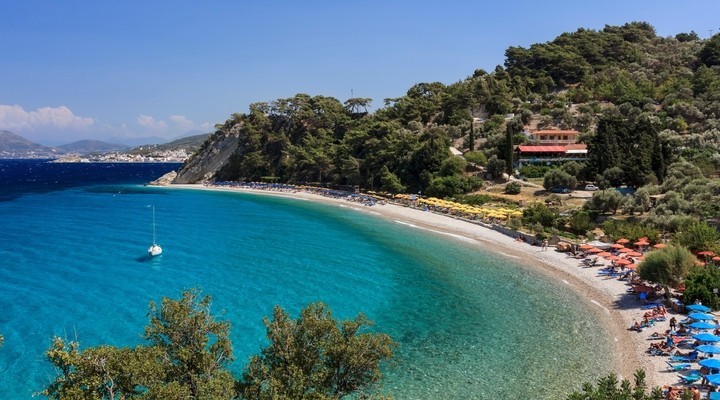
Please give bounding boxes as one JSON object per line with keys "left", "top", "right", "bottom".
{"left": 239, "top": 302, "right": 396, "bottom": 400}
{"left": 543, "top": 168, "right": 577, "bottom": 190}
{"left": 684, "top": 266, "right": 720, "bottom": 310}
{"left": 638, "top": 246, "right": 697, "bottom": 301}
{"left": 144, "top": 289, "right": 236, "bottom": 399}
{"left": 42, "top": 289, "right": 236, "bottom": 400}
{"left": 672, "top": 220, "right": 720, "bottom": 253}
{"left": 584, "top": 190, "right": 624, "bottom": 214}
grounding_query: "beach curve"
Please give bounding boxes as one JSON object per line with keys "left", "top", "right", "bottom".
{"left": 165, "top": 183, "right": 677, "bottom": 390}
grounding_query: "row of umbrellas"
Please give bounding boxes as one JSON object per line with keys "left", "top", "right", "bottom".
{"left": 409, "top": 196, "right": 523, "bottom": 220}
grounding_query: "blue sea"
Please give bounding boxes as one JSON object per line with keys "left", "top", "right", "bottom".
{"left": 0, "top": 159, "right": 616, "bottom": 399}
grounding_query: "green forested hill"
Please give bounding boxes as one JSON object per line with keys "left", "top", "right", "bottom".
{"left": 177, "top": 22, "right": 720, "bottom": 200}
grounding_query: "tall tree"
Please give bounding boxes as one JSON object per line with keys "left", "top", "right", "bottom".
{"left": 144, "top": 289, "right": 235, "bottom": 399}
{"left": 42, "top": 290, "right": 236, "bottom": 400}
{"left": 638, "top": 246, "right": 697, "bottom": 301}
{"left": 239, "top": 302, "right": 396, "bottom": 400}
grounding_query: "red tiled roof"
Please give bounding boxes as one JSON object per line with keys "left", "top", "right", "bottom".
{"left": 516, "top": 146, "right": 568, "bottom": 153}
{"left": 564, "top": 144, "right": 587, "bottom": 150}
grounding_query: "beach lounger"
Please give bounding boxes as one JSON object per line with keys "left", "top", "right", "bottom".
{"left": 669, "top": 352, "right": 699, "bottom": 362}
{"left": 677, "top": 372, "right": 702, "bottom": 383}
{"left": 641, "top": 302, "right": 662, "bottom": 309}
{"left": 666, "top": 361, "right": 692, "bottom": 371}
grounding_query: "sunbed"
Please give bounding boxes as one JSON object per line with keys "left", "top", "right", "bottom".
{"left": 666, "top": 361, "right": 692, "bottom": 371}
{"left": 669, "top": 351, "right": 699, "bottom": 362}
{"left": 677, "top": 372, "right": 702, "bottom": 383}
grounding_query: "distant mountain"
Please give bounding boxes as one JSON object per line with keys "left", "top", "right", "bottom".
{"left": 57, "top": 140, "right": 129, "bottom": 154}
{"left": 0, "top": 130, "right": 61, "bottom": 158}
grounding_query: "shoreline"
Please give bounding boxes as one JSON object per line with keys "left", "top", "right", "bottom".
{"left": 165, "top": 183, "right": 678, "bottom": 389}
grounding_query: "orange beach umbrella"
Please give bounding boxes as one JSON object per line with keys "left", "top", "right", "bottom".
{"left": 618, "top": 248, "right": 632, "bottom": 253}
{"left": 616, "top": 238, "right": 630, "bottom": 244}
{"left": 610, "top": 243, "right": 625, "bottom": 249}
{"left": 588, "top": 248, "right": 603, "bottom": 253}
{"left": 579, "top": 243, "right": 594, "bottom": 250}
{"left": 597, "top": 251, "right": 612, "bottom": 257}
{"left": 653, "top": 243, "right": 667, "bottom": 249}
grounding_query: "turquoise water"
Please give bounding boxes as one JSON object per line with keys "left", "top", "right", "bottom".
{"left": 0, "top": 184, "right": 615, "bottom": 398}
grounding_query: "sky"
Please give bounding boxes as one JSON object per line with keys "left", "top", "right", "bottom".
{"left": 1, "top": 1, "right": 719, "bottom": 146}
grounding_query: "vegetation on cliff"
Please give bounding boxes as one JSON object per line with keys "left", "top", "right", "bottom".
{"left": 183, "top": 22, "right": 720, "bottom": 197}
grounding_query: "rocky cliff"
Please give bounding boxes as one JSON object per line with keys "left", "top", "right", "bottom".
{"left": 173, "top": 131, "right": 240, "bottom": 183}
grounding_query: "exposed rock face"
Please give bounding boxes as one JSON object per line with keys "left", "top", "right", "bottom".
{"left": 148, "top": 170, "right": 178, "bottom": 186}
{"left": 173, "top": 132, "right": 240, "bottom": 184}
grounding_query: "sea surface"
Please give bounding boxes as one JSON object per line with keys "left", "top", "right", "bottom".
{"left": 0, "top": 159, "right": 615, "bottom": 399}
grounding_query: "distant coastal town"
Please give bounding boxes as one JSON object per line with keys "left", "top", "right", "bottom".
{"left": 52, "top": 148, "right": 190, "bottom": 163}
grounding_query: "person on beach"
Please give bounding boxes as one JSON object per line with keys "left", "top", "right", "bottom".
{"left": 541, "top": 239, "right": 548, "bottom": 251}
{"left": 669, "top": 317, "right": 677, "bottom": 331}
{"left": 690, "top": 386, "right": 700, "bottom": 400}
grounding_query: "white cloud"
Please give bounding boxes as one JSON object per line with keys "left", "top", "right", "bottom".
{"left": 136, "top": 114, "right": 167, "bottom": 131}
{"left": 169, "top": 115, "right": 195, "bottom": 131}
{"left": 0, "top": 104, "right": 211, "bottom": 144}
{"left": 0, "top": 104, "right": 94, "bottom": 132}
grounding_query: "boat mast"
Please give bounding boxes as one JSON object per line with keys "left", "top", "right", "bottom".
{"left": 152, "top": 205, "right": 157, "bottom": 245}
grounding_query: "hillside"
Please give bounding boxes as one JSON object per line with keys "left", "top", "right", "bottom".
{"left": 166, "top": 21, "right": 720, "bottom": 250}
{"left": 0, "top": 130, "right": 60, "bottom": 158}
{"left": 127, "top": 133, "right": 210, "bottom": 155}
{"left": 57, "top": 140, "right": 129, "bottom": 154}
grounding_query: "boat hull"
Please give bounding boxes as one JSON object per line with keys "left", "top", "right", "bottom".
{"left": 148, "top": 244, "right": 162, "bottom": 257}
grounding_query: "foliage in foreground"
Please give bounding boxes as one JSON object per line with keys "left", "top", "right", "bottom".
{"left": 41, "top": 290, "right": 395, "bottom": 400}
{"left": 566, "top": 370, "right": 667, "bottom": 400}
{"left": 239, "top": 302, "right": 396, "bottom": 400}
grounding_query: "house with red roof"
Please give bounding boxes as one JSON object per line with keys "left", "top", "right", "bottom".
{"left": 515, "top": 143, "right": 588, "bottom": 168}
{"left": 513, "top": 129, "right": 587, "bottom": 168}
{"left": 525, "top": 129, "right": 580, "bottom": 145}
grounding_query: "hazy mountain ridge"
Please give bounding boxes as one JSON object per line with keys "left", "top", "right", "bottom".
{"left": 0, "top": 130, "right": 60, "bottom": 158}
{"left": 0, "top": 130, "right": 209, "bottom": 159}
{"left": 57, "top": 140, "right": 130, "bottom": 154}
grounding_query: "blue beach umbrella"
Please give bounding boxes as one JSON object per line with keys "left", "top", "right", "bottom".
{"left": 706, "top": 373, "right": 720, "bottom": 386}
{"left": 690, "top": 321, "right": 718, "bottom": 330}
{"left": 696, "top": 344, "right": 720, "bottom": 354}
{"left": 687, "top": 304, "right": 712, "bottom": 313}
{"left": 700, "top": 359, "right": 720, "bottom": 369}
{"left": 689, "top": 313, "right": 715, "bottom": 321}
{"left": 694, "top": 333, "right": 720, "bottom": 342}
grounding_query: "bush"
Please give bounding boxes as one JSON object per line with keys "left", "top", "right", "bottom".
{"left": 684, "top": 266, "right": 720, "bottom": 310}
{"left": 520, "top": 164, "right": 552, "bottom": 179}
{"left": 543, "top": 168, "right": 577, "bottom": 190}
{"left": 458, "top": 194, "right": 493, "bottom": 205}
{"left": 463, "top": 151, "right": 488, "bottom": 166}
{"left": 523, "top": 202, "right": 557, "bottom": 228}
{"left": 569, "top": 210, "right": 594, "bottom": 234}
{"left": 504, "top": 181, "right": 522, "bottom": 194}
{"left": 601, "top": 220, "right": 661, "bottom": 243}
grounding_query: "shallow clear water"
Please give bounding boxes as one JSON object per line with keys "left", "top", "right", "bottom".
{"left": 0, "top": 163, "right": 615, "bottom": 399}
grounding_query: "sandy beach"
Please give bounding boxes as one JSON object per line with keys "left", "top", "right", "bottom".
{"left": 167, "top": 183, "right": 683, "bottom": 390}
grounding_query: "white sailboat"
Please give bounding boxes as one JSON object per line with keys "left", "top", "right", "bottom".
{"left": 148, "top": 205, "right": 162, "bottom": 256}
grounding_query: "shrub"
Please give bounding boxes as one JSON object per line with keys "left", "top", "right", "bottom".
{"left": 505, "top": 181, "right": 522, "bottom": 194}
